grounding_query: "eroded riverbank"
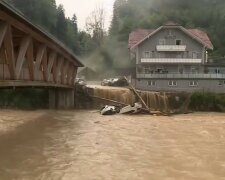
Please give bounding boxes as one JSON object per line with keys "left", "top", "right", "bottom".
{"left": 0, "top": 110, "right": 225, "bottom": 179}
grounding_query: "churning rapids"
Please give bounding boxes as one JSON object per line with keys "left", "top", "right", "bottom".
{"left": 0, "top": 110, "right": 225, "bottom": 179}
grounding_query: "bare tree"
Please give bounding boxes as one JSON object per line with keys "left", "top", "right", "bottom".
{"left": 85, "top": 5, "right": 106, "bottom": 47}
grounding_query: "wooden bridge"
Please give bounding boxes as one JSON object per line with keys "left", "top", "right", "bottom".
{"left": 0, "top": 1, "right": 82, "bottom": 88}
{"left": 0, "top": 1, "right": 83, "bottom": 108}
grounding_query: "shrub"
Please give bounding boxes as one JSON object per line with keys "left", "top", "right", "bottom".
{"left": 189, "top": 92, "right": 225, "bottom": 112}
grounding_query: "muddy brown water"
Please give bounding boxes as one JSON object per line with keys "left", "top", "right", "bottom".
{"left": 0, "top": 110, "right": 225, "bottom": 180}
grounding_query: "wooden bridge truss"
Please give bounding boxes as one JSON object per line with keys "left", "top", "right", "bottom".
{"left": 0, "top": 1, "right": 83, "bottom": 88}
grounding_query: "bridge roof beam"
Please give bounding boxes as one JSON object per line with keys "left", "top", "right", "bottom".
{"left": 4, "top": 24, "right": 16, "bottom": 79}
{"left": 15, "top": 36, "right": 31, "bottom": 79}
{"left": 0, "top": 22, "right": 7, "bottom": 48}
{"left": 47, "top": 51, "right": 56, "bottom": 81}
{"left": 26, "top": 38, "right": 34, "bottom": 80}
{"left": 34, "top": 44, "right": 46, "bottom": 80}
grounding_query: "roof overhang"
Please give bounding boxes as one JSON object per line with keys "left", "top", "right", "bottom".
{"left": 0, "top": 0, "right": 84, "bottom": 67}
{"left": 130, "top": 25, "right": 213, "bottom": 51}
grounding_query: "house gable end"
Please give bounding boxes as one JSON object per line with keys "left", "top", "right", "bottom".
{"left": 129, "top": 26, "right": 213, "bottom": 50}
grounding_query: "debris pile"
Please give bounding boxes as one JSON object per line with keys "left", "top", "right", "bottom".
{"left": 100, "top": 103, "right": 144, "bottom": 115}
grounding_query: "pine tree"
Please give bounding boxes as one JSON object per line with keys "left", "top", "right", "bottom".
{"left": 56, "top": 4, "right": 67, "bottom": 42}
{"left": 72, "top": 14, "right": 78, "bottom": 34}
{"left": 109, "top": 0, "right": 127, "bottom": 36}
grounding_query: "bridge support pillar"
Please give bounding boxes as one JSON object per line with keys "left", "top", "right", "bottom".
{"left": 49, "top": 89, "right": 75, "bottom": 109}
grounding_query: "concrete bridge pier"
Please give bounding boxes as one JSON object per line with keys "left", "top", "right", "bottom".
{"left": 49, "top": 89, "right": 75, "bottom": 109}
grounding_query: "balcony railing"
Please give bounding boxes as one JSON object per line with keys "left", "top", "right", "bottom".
{"left": 141, "top": 58, "right": 202, "bottom": 64}
{"left": 137, "top": 73, "right": 225, "bottom": 79}
{"left": 156, "top": 45, "right": 186, "bottom": 51}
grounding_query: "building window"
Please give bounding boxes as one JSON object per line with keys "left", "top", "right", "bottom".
{"left": 156, "top": 66, "right": 164, "bottom": 73}
{"left": 215, "top": 68, "right": 220, "bottom": 74}
{"left": 189, "top": 81, "right": 198, "bottom": 87}
{"left": 185, "top": 51, "right": 189, "bottom": 58}
{"left": 218, "top": 81, "right": 223, "bottom": 86}
{"left": 152, "top": 51, "right": 155, "bottom": 58}
{"left": 191, "top": 67, "right": 198, "bottom": 74}
{"left": 176, "top": 39, "right": 182, "bottom": 45}
{"left": 144, "top": 66, "right": 151, "bottom": 74}
{"left": 178, "top": 66, "right": 184, "bottom": 74}
{"left": 159, "top": 39, "right": 166, "bottom": 45}
{"left": 144, "top": 51, "right": 150, "bottom": 58}
{"left": 168, "top": 80, "right": 177, "bottom": 87}
{"left": 192, "top": 52, "right": 198, "bottom": 59}
{"left": 148, "top": 80, "right": 156, "bottom": 86}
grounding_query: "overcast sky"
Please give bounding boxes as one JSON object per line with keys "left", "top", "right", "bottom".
{"left": 55, "top": 0, "right": 115, "bottom": 31}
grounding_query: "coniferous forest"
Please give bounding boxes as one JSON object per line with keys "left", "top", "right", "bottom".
{"left": 5, "top": 0, "right": 225, "bottom": 73}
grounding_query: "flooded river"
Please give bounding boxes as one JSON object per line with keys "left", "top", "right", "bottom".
{"left": 0, "top": 110, "right": 225, "bottom": 179}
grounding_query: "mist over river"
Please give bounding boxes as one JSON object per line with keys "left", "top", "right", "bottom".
{"left": 0, "top": 110, "right": 225, "bottom": 179}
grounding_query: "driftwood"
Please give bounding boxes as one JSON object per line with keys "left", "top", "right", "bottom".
{"left": 149, "top": 110, "right": 171, "bottom": 116}
{"left": 91, "top": 95, "right": 150, "bottom": 113}
{"left": 124, "top": 77, "right": 171, "bottom": 116}
{"left": 91, "top": 95, "right": 128, "bottom": 106}
{"left": 124, "top": 77, "right": 150, "bottom": 112}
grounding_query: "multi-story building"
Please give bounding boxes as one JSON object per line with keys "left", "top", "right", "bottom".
{"left": 128, "top": 22, "right": 225, "bottom": 93}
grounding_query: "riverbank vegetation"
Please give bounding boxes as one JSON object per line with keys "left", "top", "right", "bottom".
{"left": 0, "top": 89, "right": 48, "bottom": 109}
{"left": 190, "top": 92, "right": 225, "bottom": 112}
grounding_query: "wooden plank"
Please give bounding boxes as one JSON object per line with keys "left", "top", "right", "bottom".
{"left": 124, "top": 76, "right": 150, "bottom": 112}
{"left": 71, "top": 67, "right": 77, "bottom": 85}
{"left": 26, "top": 38, "right": 34, "bottom": 80}
{"left": 0, "top": 47, "right": 5, "bottom": 80}
{"left": 34, "top": 44, "right": 46, "bottom": 80}
{"left": 56, "top": 57, "right": 64, "bottom": 83}
{"left": 70, "top": 66, "right": 77, "bottom": 85}
{"left": 61, "top": 60, "right": 66, "bottom": 84}
{"left": 91, "top": 95, "right": 128, "bottom": 106}
{"left": 63, "top": 61, "right": 70, "bottom": 84}
{"left": 4, "top": 24, "right": 15, "bottom": 79}
{"left": 15, "top": 36, "right": 31, "bottom": 79}
{"left": 69, "top": 65, "right": 75, "bottom": 85}
{"left": 0, "top": 22, "right": 7, "bottom": 48}
{"left": 52, "top": 56, "right": 57, "bottom": 82}
{"left": 47, "top": 51, "right": 56, "bottom": 81}
{"left": 66, "top": 63, "right": 73, "bottom": 84}
{"left": 0, "top": 45, "right": 5, "bottom": 63}
{"left": 42, "top": 49, "right": 48, "bottom": 81}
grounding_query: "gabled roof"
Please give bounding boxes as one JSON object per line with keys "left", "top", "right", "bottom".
{"left": 128, "top": 29, "right": 155, "bottom": 49}
{"left": 187, "top": 29, "right": 213, "bottom": 50}
{"left": 128, "top": 25, "right": 213, "bottom": 50}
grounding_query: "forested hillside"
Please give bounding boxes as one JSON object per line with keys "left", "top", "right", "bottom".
{"left": 110, "top": 0, "right": 225, "bottom": 61}
{"left": 4, "top": 0, "right": 225, "bottom": 74}
{"left": 5, "top": 0, "right": 96, "bottom": 56}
